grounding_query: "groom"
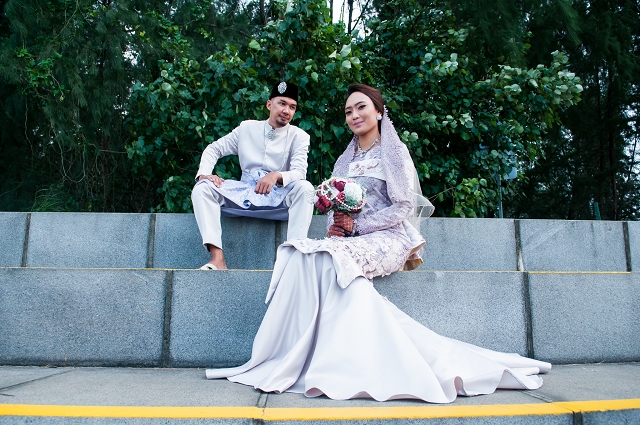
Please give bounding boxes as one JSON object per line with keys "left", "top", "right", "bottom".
{"left": 191, "top": 82, "right": 314, "bottom": 270}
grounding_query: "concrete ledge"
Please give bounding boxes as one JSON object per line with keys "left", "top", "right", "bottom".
{"left": 152, "top": 214, "right": 210, "bottom": 269}
{"left": 169, "top": 270, "right": 271, "bottom": 367}
{"left": 2, "top": 267, "right": 639, "bottom": 367}
{"left": 308, "top": 215, "right": 329, "bottom": 240}
{"left": 169, "top": 270, "right": 530, "bottom": 367}
{"left": 216, "top": 216, "right": 277, "bottom": 270}
{"left": 519, "top": 220, "right": 627, "bottom": 272}
{"left": 153, "top": 214, "right": 277, "bottom": 270}
{"left": 3, "top": 212, "right": 636, "bottom": 272}
{"left": 375, "top": 271, "right": 528, "bottom": 355}
{"left": 26, "top": 213, "right": 151, "bottom": 268}
{"left": 0, "top": 268, "right": 167, "bottom": 366}
{"left": 418, "top": 218, "right": 518, "bottom": 271}
{"left": 0, "top": 213, "right": 27, "bottom": 267}
{"left": 529, "top": 272, "right": 640, "bottom": 363}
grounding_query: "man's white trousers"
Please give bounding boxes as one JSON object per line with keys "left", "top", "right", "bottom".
{"left": 191, "top": 179, "right": 315, "bottom": 250}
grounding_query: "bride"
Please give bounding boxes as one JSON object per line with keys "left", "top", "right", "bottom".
{"left": 205, "top": 83, "right": 551, "bottom": 403}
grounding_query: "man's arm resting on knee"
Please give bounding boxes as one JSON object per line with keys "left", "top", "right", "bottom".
{"left": 197, "top": 174, "right": 225, "bottom": 188}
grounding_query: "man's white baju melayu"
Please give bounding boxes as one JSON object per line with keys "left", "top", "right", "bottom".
{"left": 192, "top": 120, "right": 314, "bottom": 249}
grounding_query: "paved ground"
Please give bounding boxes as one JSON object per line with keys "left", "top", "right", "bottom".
{"left": 1, "top": 363, "right": 639, "bottom": 424}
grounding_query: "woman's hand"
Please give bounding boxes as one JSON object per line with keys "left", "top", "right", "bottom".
{"left": 328, "top": 211, "right": 355, "bottom": 237}
{"left": 328, "top": 225, "right": 348, "bottom": 237}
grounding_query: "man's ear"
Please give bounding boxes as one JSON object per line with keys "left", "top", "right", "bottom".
{"left": 266, "top": 99, "right": 272, "bottom": 110}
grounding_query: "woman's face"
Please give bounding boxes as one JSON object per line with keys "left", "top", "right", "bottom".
{"left": 344, "top": 92, "right": 381, "bottom": 138}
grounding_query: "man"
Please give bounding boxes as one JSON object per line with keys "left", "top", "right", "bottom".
{"left": 191, "top": 81, "right": 314, "bottom": 270}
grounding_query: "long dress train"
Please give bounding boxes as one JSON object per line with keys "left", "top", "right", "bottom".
{"left": 206, "top": 244, "right": 551, "bottom": 403}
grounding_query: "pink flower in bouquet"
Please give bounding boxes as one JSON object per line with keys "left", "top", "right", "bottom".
{"left": 334, "top": 180, "right": 346, "bottom": 192}
{"left": 315, "top": 194, "right": 333, "bottom": 213}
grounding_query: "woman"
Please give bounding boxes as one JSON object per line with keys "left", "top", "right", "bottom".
{"left": 205, "top": 84, "right": 551, "bottom": 403}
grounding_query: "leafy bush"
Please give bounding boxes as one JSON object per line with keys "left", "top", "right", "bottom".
{"left": 127, "top": 0, "right": 582, "bottom": 216}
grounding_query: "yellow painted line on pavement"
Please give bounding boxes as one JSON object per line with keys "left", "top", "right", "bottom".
{"left": 528, "top": 271, "right": 630, "bottom": 274}
{"left": 0, "top": 405, "right": 262, "bottom": 419}
{"left": 1, "top": 399, "right": 640, "bottom": 420}
{"left": 557, "top": 399, "right": 640, "bottom": 412}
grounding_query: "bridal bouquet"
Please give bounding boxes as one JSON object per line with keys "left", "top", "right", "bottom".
{"left": 314, "top": 177, "right": 366, "bottom": 214}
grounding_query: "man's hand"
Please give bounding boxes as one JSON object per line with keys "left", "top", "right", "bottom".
{"left": 255, "top": 171, "right": 282, "bottom": 195}
{"left": 198, "top": 174, "right": 225, "bottom": 188}
{"left": 328, "top": 211, "right": 355, "bottom": 237}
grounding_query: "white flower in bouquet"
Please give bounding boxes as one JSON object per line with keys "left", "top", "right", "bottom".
{"left": 343, "top": 182, "right": 363, "bottom": 205}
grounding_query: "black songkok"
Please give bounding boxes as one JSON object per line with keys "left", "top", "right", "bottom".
{"left": 269, "top": 82, "right": 299, "bottom": 102}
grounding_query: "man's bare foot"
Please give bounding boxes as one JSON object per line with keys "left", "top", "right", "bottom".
{"left": 206, "top": 244, "right": 228, "bottom": 270}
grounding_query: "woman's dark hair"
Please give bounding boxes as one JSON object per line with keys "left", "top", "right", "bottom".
{"left": 347, "top": 84, "right": 385, "bottom": 132}
{"left": 347, "top": 84, "right": 385, "bottom": 113}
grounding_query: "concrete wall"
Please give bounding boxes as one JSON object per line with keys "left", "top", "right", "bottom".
{"left": 1, "top": 212, "right": 638, "bottom": 367}
{"left": 0, "top": 268, "right": 167, "bottom": 366}
{"left": 1, "top": 267, "right": 638, "bottom": 367}
{"left": 1, "top": 213, "right": 636, "bottom": 272}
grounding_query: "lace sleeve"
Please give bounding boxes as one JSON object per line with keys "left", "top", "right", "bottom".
{"left": 353, "top": 198, "right": 413, "bottom": 236}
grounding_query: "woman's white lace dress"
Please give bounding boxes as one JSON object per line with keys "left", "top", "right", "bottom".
{"left": 205, "top": 144, "right": 551, "bottom": 403}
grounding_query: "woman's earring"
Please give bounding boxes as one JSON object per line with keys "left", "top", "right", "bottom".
{"left": 376, "top": 114, "right": 382, "bottom": 121}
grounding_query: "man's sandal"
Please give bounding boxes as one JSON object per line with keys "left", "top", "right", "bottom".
{"left": 199, "top": 264, "right": 218, "bottom": 270}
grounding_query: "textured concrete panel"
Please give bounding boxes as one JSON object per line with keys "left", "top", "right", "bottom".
{"left": 26, "top": 213, "right": 151, "bottom": 268}
{"left": 154, "top": 214, "right": 277, "bottom": 270}
{"left": 532, "top": 363, "right": 640, "bottom": 402}
{"left": 307, "top": 215, "right": 328, "bottom": 240}
{"left": 628, "top": 221, "right": 640, "bottom": 272}
{"left": 375, "top": 271, "right": 528, "bottom": 355}
{"left": 582, "top": 410, "right": 640, "bottom": 425}
{"left": 220, "top": 216, "right": 276, "bottom": 270}
{"left": 267, "top": 388, "right": 543, "bottom": 408}
{"left": 275, "top": 216, "right": 327, "bottom": 248}
{"left": 529, "top": 272, "right": 640, "bottom": 363}
{"left": 0, "top": 366, "right": 68, "bottom": 389}
{"left": 153, "top": 214, "right": 212, "bottom": 269}
{"left": 0, "top": 212, "right": 27, "bottom": 267}
{"left": 0, "top": 268, "right": 166, "bottom": 366}
{"left": 169, "top": 270, "right": 271, "bottom": 367}
{"left": 0, "top": 368, "right": 260, "bottom": 407}
{"left": 418, "top": 218, "right": 517, "bottom": 271}
{"left": 519, "top": 220, "right": 627, "bottom": 271}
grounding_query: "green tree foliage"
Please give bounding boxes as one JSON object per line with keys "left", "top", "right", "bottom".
{"left": 359, "top": 0, "right": 582, "bottom": 217}
{"left": 1, "top": 0, "right": 595, "bottom": 218}
{"left": 0, "top": 0, "right": 263, "bottom": 211}
{"left": 508, "top": 0, "right": 640, "bottom": 220}
{"left": 128, "top": 0, "right": 582, "bottom": 216}
{"left": 127, "top": 0, "right": 360, "bottom": 211}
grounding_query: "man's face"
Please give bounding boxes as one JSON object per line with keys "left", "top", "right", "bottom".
{"left": 266, "top": 96, "right": 297, "bottom": 128}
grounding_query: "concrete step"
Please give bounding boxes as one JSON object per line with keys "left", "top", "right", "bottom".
{"left": 1, "top": 268, "right": 638, "bottom": 367}
{"left": 1, "top": 364, "right": 639, "bottom": 424}
{"left": 1, "top": 212, "right": 638, "bottom": 272}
